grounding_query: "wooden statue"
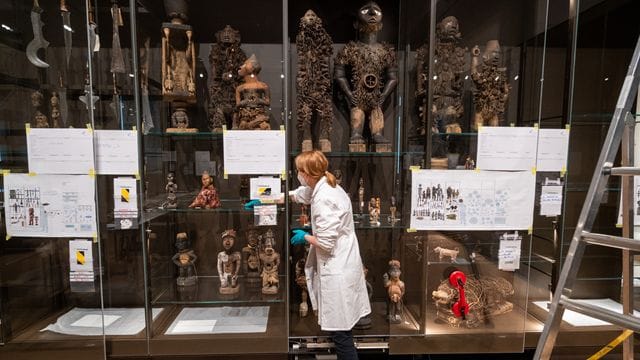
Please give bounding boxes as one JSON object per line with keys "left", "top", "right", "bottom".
{"left": 208, "top": 25, "right": 247, "bottom": 132}
{"left": 188, "top": 171, "right": 221, "bottom": 209}
{"left": 50, "top": 91, "right": 61, "bottom": 128}
{"left": 471, "top": 40, "right": 510, "bottom": 129}
{"left": 235, "top": 55, "right": 271, "bottom": 130}
{"left": 217, "top": 229, "right": 242, "bottom": 295}
{"left": 259, "top": 229, "right": 280, "bottom": 295}
{"left": 172, "top": 232, "right": 197, "bottom": 286}
{"left": 335, "top": 2, "right": 397, "bottom": 152}
{"left": 163, "top": 172, "right": 178, "bottom": 209}
{"left": 383, "top": 259, "right": 405, "bottom": 323}
{"left": 31, "top": 91, "right": 49, "bottom": 128}
{"left": 242, "top": 228, "right": 262, "bottom": 284}
{"left": 296, "top": 10, "right": 334, "bottom": 152}
{"left": 416, "top": 16, "right": 466, "bottom": 135}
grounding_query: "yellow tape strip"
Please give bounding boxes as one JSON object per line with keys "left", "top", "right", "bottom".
{"left": 223, "top": 170, "right": 228, "bottom": 180}
{"left": 1, "top": 169, "right": 10, "bottom": 176}
{"left": 534, "top": 123, "right": 539, "bottom": 129}
{"left": 587, "top": 330, "right": 634, "bottom": 360}
{"left": 280, "top": 124, "right": 285, "bottom": 133}
{"left": 409, "top": 166, "right": 420, "bottom": 172}
{"left": 528, "top": 227, "right": 533, "bottom": 235}
{"left": 406, "top": 228, "right": 417, "bottom": 233}
{"left": 88, "top": 168, "right": 96, "bottom": 178}
{"left": 477, "top": 124, "right": 483, "bottom": 132}
{"left": 474, "top": 167, "right": 481, "bottom": 173}
{"left": 28, "top": 172, "right": 37, "bottom": 177}
{"left": 281, "top": 170, "right": 286, "bottom": 180}
{"left": 531, "top": 166, "right": 537, "bottom": 175}
{"left": 132, "top": 126, "right": 137, "bottom": 131}
{"left": 86, "top": 123, "right": 93, "bottom": 134}
{"left": 25, "top": 123, "right": 31, "bottom": 134}
{"left": 510, "top": 123, "right": 515, "bottom": 127}
{"left": 92, "top": 233, "right": 98, "bottom": 243}
{"left": 6, "top": 234, "right": 11, "bottom": 241}
{"left": 565, "top": 124, "right": 571, "bottom": 131}
{"left": 222, "top": 125, "right": 228, "bottom": 135}
{"left": 135, "top": 172, "right": 141, "bottom": 180}
{"left": 560, "top": 166, "right": 567, "bottom": 177}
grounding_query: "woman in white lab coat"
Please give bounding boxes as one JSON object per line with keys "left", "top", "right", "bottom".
{"left": 290, "top": 150, "right": 370, "bottom": 360}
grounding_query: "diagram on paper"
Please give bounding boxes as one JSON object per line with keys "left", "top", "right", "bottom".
{"left": 4, "top": 174, "right": 97, "bottom": 238}
{"left": 410, "top": 170, "right": 535, "bottom": 230}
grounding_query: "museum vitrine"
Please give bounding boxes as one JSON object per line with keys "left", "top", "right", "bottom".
{"left": 1, "top": 0, "right": 638, "bottom": 359}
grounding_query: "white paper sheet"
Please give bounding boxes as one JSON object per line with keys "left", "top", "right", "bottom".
{"left": 540, "top": 185, "right": 563, "bottom": 217}
{"left": 477, "top": 126, "right": 538, "bottom": 171}
{"left": 249, "top": 177, "right": 282, "bottom": 201}
{"left": 498, "top": 232, "right": 522, "bottom": 271}
{"left": 4, "top": 174, "right": 98, "bottom": 238}
{"left": 171, "top": 320, "right": 217, "bottom": 334}
{"left": 71, "top": 314, "right": 121, "bottom": 328}
{"left": 537, "top": 128, "right": 570, "bottom": 172}
{"left": 255, "top": 204, "right": 278, "bottom": 226}
{"left": 113, "top": 177, "right": 138, "bottom": 219}
{"left": 223, "top": 130, "right": 285, "bottom": 175}
{"left": 410, "top": 170, "right": 535, "bottom": 230}
{"left": 27, "top": 128, "right": 95, "bottom": 174}
{"left": 95, "top": 130, "right": 139, "bottom": 175}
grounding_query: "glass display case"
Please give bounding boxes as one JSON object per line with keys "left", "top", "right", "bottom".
{"left": 1, "top": 0, "right": 638, "bottom": 359}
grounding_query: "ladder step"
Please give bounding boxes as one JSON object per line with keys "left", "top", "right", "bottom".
{"left": 560, "top": 296, "right": 640, "bottom": 332}
{"left": 608, "top": 166, "right": 640, "bottom": 176}
{"left": 581, "top": 231, "right": 640, "bottom": 251}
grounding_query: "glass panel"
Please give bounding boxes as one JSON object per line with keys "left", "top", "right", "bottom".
{"left": 0, "top": 0, "right": 106, "bottom": 358}
{"left": 133, "top": 0, "right": 288, "bottom": 355}
{"left": 391, "top": 0, "right": 549, "bottom": 354}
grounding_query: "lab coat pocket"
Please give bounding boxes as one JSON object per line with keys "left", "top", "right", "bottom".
{"left": 319, "top": 272, "right": 345, "bottom": 327}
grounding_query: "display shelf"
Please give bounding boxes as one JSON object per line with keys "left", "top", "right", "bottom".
{"left": 291, "top": 215, "right": 404, "bottom": 230}
{"left": 289, "top": 151, "right": 396, "bottom": 158}
{"left": 152, "top": 275, "right": 286, "bottom": 305}
{"left": 143, "top": 197, "right": 285, "bottom": 222}
{"left": 145, "top": 131, "right": 224, "bottom": 139}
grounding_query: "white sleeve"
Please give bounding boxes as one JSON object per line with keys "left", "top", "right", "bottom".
{"left": 312, "top": 199, "right": 342, "bottom": 253}
{"left": 289, "top": 186, "right": 313, "bottom": 205}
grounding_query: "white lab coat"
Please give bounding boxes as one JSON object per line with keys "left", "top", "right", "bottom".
{"left": 291, "top": 176, "right": 371, "bottom": 331}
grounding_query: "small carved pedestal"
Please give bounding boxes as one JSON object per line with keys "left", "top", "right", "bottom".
{"left": 319, "top": 139, "right": 331, "bottom": 152}
{"left": 349, "top": 143, "right": 367, "bottom": 152}
{"left": 374, "top": 143, "right": 391, "bottom": 152}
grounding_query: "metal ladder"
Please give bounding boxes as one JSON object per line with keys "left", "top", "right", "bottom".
{"left": 534, "top": 35, "right": 640, "bottom": 359}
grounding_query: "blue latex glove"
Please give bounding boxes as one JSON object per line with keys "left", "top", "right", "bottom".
{"left": 290, "top": 229, "right": 309, "bottom": 246}
{"left": 244, "top": 199, "right": 261, "bottom": 210}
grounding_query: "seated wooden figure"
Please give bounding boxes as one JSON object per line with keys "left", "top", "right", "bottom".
{"left": 189, "top": 171, "right": 221, "bottom": 209}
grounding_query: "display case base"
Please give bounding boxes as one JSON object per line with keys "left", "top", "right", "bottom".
{"left": 349, "top": 143, "right": 367, "bottom": 152}
{"left": 301, "top": 139, "right": 313, "bottom": 152}
{"left": 374, "top": 143, "right": 392, "bottom": 152}
{"left": 319, "top": 139, "right": 331, "bottom": 152}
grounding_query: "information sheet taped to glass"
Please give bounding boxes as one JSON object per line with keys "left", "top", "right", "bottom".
{"left": 4, "top": 174, "right": 97, "bottom": 237}
{"left": 95, "top": 130, "right": 139, "bottom": 175}
{"left": 536, "top": 128, "right": 569, "bottom": 172}
{"left": 410, "top": 170, "right": 535, "bottom": 230}
{"left": 223, "top": 130, "right": 285, "bottom": 175}
{"left": 27, "top": 128, "right": 95, "bottom": 174}
{"left": 476, "top": 126, "right": 537, "bottom": 171}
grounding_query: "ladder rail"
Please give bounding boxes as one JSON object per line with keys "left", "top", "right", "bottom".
{"left": 534, "top": 35, "right": 640, "bottom": 360}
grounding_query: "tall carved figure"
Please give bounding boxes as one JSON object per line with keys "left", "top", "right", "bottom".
{"left": 416, "top": 16, "right": 466, "bottom": 135}
{"left": 296, "top": 10, "right": 334, "bottom": 152}
{"left": 217, "top": 229, "right": 241, "bottom": 295}
{"left": 162, "top": 0, "right": 196, "bottom": 131}
{"left": 235, "top": 55, "right": 272, "bottom": 130}
{"left": 383, "top": 259, "right": 405, "bottom": 323}
{"left": 471, "top": 40, "right": 510, "bottom": 129}
{"left": 208, "top": 25, "right": 247, "bottom": 132}
{"left": 335, "top": 2, "right": 398, "bottom": 152}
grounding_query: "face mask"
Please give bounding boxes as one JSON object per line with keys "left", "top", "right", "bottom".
{"left": 298, "top": 172, "right": 308, "bottom": 187}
